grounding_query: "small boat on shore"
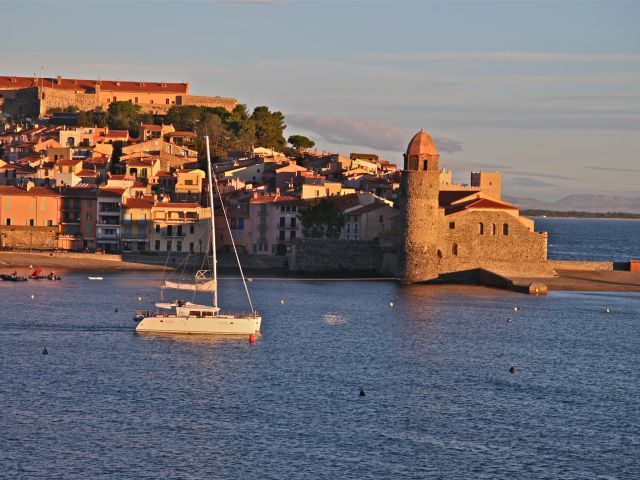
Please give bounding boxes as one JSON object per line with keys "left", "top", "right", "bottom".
{"left": 88, "top": 276, "right": 104, "bottom": 281}
{"left": 1, "top": 272, "right": 28, "bottom": 282}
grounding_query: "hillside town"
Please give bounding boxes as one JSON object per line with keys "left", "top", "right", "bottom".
{"left": 0, "top": 74, "right": 523, "bottom": 266}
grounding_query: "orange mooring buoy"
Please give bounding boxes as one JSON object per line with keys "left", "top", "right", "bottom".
{"left": 249, "top": 335, "right": 255, "bottom": 344}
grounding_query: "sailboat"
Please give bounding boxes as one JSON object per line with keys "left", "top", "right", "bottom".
{"left": 134, "top": 136, "right": 262, "bottom": 335}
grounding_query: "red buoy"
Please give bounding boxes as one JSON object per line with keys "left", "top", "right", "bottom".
{"left": 249, "top": 335, "right": 255, "bottom": 344}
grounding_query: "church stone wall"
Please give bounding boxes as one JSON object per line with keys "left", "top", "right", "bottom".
{"left": 399, "top": 170, "right": 441, "bottom": 282}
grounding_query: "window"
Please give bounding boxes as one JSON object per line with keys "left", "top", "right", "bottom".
{"left": 155, "top": 224, "right": 160, "bottom": 233}
{"left": 280, "top": 205, "right": 285, "bottom": 212}
{"left": 379, "top": 215, "right": 384, "bottom": 223}
{"left": 86, "top": 212, "right": 92, "bottom": 220}
{"left": 29, "top": 219, "right": 35, "bottom": 226}
{"left": 290, "top": 230, "right": 296, "bottom": 240}
{"left": 5, "top": 219, "right": 11, "bottom": 225}
{"left": 176, "top": 241, "right": 182, "bottom": 252}
{"left": 452, "top": 243, "right": 458, "bottom": 256}
{"left": 437, "top": 249, "right": 443, "bottom": 259}
{"left": 503, "top": 223, "right": 509, "bottom": 235}
{"left": 423, "top": 160, "right": 428, "bottom": 170}
{"left": 167, "top": 225, "right": 173, "bottom": 236}
{"left": 113, "top": 96, "right": 117, "bottom": 102}
{"left": 177, "top": 225, "right": 183, "bottom": 236}
{"left": 290, "top": 217, "right": 296, "bottom": 228}
{"left": 492, "top": 223, "right": 497, "bottom": 235}
{"left": 86, "top": 226, "right": 91, "bottom": 233}
{"left": 166, "top": 98, "right": 170, "bottom": 104}
{"left": 189, "top": 242, "right": 194, "bottom": 252}
{"left": 279, "top": 230, "right": 285, "bottom": 241}
{"left": 185, "top": 179, "right": 193, "bottom": 185}
{"left": 190, "top": 225, "right": 194, "bottom": 234}
{"left": 47, "top": 220, "right": 53, "bottom": 227}
{"left": 479, "top": 222, "right": 484, "bottom": 235}
{"left": 292, "top": 206, "right": 297, "bottom": 212}
{"left": 449, "top": 222, "right": 455, "bottom": 230}
{"left": 285, "top": 205, "right": 291, "bottom": 212}
{"left": 167, "top": 241, "right": 172, "bottom": 251}
{"left": 155, "top": 240, "right": 160, "bottom": 251}
{"left": 280, "top": 217, "right": 285, "bottom": 227}
{"left": 135, "top": 97, "right": 138, "bottom": 103}
{"left": 87, "top": 199, "right": 93, "bottom": 208}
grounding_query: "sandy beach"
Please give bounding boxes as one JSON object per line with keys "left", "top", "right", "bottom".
{"left": 0, "top": 251, "right": 166, "bottom": 272}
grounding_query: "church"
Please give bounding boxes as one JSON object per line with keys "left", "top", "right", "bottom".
{"left": 398, "top": 129, "right": 552, "bottom": 283}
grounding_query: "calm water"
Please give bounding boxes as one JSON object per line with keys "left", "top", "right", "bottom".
{"left": 535, "top": 217, "right": 640, "bottom": 262}
{"left": 1, "top": 272, "right": 639, "bottom": 479}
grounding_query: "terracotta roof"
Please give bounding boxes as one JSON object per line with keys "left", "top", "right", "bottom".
{"left": 99, "top": 187, "right": 125, "bottom": 197}
{"left": 100, "top": 130, "right": 129, "bottom": 138}
{"left": 0, "top": 76, "right": 188, "bottom": 94}
{"left": 406, "top": 129, "right": 438, "bottom": 156}
{"left": 78, "top": 170, "right": 99, "bottom": 177}
{"left": 56, "top": 159, "right": 83, "bottom": 166}
{"left": 445, "top": 198, "right": 518, "bottom": 216}
{"left": 439, "top": 190, "right": 480, "bottom": 206}
{"left": 167, "top": 131, "right": 195, "bottom": 137}
{"left": 141, "top": 124, "right": 163, "bottom": 131}
{"left": 250, "top": 194, "right": 304, "bottom": 205}
{"left": 125, "top": 198, "right": 154, "bottom": 209}
{"left": 0, "top": 186, "right": 59, "bottom": 196}
{"left": 154, "top": 202, "right": 200, "bottom": 209}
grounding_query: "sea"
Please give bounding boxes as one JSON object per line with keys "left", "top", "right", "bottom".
{"left": 1, "top": 218, "right": 639, "bottom": 479}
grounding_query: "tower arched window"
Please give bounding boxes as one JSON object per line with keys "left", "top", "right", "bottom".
{"left": 423, "top": 160, "right": 428, "bottom": 171}
{"left": 479, "top": 222, "right": 484, "bottom": 235}
{"left": 492, "top": 223, "right": 497, "bottom": 235}
{"left": 452, "top": 243, "right": 458, "bottom": 256}
{"left": 503, "top": 223, "right": 509, "bottom": 235}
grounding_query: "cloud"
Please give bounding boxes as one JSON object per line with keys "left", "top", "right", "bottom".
{"left": 358, "top": 52, "right": 640, "bottom": 63}
{"left": 287, "top": 113, "right": 463, "bottom": 153}
{"left": 583, "top": 166, "right": 640, "bottom": 173}
{"left": 510, "top": 176, "right": 557, "bottom": 188}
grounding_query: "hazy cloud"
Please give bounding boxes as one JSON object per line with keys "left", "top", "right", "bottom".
{"left": 358, "top": 52, "right": 640, "bottom": 63}
{"left": 583, "top": 166, "right": 640, "bottom": 173}
{"left": 510, "top": 177, "right": 557, "bottom": 188}
{"left": 287, "top": 113, "right": 463, "bottom": 153}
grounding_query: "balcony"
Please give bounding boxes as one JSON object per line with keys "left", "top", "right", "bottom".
{"left": 122, "top": 234, "right": 148, "bottom": 240}
{"left": 122, "top": 219, "right": 148, "bottom": 226}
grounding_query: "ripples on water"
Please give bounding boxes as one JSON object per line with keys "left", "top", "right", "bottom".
{"left": 1, "top": 273, "right": 639, "bottom": 479}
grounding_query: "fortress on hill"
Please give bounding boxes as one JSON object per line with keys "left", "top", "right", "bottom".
{"left": 0, "top": 74, "right": 237, "bottom": 117}
{"left": 398, "top": 129, "right": 552, "bottom": 283}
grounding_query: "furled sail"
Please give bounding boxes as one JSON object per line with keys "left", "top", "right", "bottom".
{"left": 162, "top": 279, "right": 216, "bottom": 292}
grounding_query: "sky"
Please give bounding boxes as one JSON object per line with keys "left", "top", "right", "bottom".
{"left": 3, "top": 0, "right": 640, "bottom": 200}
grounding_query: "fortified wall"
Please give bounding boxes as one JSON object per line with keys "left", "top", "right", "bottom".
{"left": 0, "top": 225, "right": 58, "bottom": 250}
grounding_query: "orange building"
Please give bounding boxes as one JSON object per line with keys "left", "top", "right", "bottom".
{"left": 0, "top": 184, "right": 61, "bottom": 227}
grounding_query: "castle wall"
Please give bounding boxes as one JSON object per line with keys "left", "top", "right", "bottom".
{"left": 289, "top": 238, "right": 384, "bottom": 274}
{"left": 0, "top": 225, "right": 58, "bottom": 250}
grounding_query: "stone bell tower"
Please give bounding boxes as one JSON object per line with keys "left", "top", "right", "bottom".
{"left": 399, "top": 129, "right": 441, "bottom": 283}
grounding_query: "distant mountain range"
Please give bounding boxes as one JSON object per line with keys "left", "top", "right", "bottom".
{"left": 504, "top": 194, "right": 640, "bottom": 214}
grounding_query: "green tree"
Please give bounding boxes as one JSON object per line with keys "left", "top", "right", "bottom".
{"left": 298, "top": 198, "right": 345, "bottom": 239}
{"left": 288, "top": 134, "right": 315, "bottom": 150}
{"left": 77, "top": 108, "right": 106, "bottom": 127}
{"left": 195, "top": 114, "right": 232, "bottom": 166}
{"left": 251, "top": 106, "right": 286, "bottom": 151}
{"left": 110, "top": 141, "right": 123, "bottom": 174}
{"left": 107, "top": 101, "right": 143, "bottom": 136}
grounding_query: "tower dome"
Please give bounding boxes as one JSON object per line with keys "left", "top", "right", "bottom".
{"left": 406, "top": 129, "right": 438, "bottom": 157}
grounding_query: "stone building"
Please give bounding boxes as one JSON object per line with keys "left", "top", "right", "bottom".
{"left": 399, "top": 130, "right": 550, "bottom": 283}
{"left": 0, "top": 75, "right": 237, "bottom": 117}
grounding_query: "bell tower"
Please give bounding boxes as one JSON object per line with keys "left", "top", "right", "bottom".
{"left": 399, "top": 129, "right": 441, "bottom": 283}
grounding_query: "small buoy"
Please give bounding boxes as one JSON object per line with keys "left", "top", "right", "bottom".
{"left": 509, "top": 365, "right": 516, "bottom": 374}
{"left": 114, "top": 308, "right": 118, "bottom": 313}
{"left": 513, "top": 307, "right": 519, "bottom": 312}
{"left": 279, "top": 299, "right": 285, "bottom": 305}
{"left": 30, "top": 294, "right": 35, "bottom": 300}
{"left": 249, "top": 334, "right": 255, "bottom": 344}
{"left": 389, "top": 302, "right": 394, "bottom": 307}
{"left": 138, "top": 296, "right": 142, "bottom": 302}
{"left": 605, "top": 308, "right": 610, "bottom": 314}
{"left": 359, "top": 387, "right": 365, "bottom": 397}
{"left": 42, "top": 348, "right": 48, "bottom": 355}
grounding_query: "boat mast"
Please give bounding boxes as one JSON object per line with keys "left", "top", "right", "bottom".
{"left": 204, "top": 136, "right": 218, "bottom": 309}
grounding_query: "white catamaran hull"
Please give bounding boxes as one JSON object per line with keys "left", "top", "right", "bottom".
{"left": 136, "top": 314, "right": 262, "bottom": 335}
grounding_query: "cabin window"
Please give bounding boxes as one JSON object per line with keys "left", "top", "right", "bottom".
{"left": 479, "top": 222, "right": 484, "bottom": 235}
{"left": 189, "top": 311, "right": 200, "bottom": 317}
{"left": 449, "top": 222, "right": 455, "bottom": 230}
{"left": 492, "top": 223, "right": 497, "bottom": 235}
{"left": 452, "top": 243, "right": 458, "bottom": 256}
{"left": 503, "top": 223, "right": 509, "bottom": 235}
{"left": 202, "top": 312, "right": 213, "bottom": 317}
